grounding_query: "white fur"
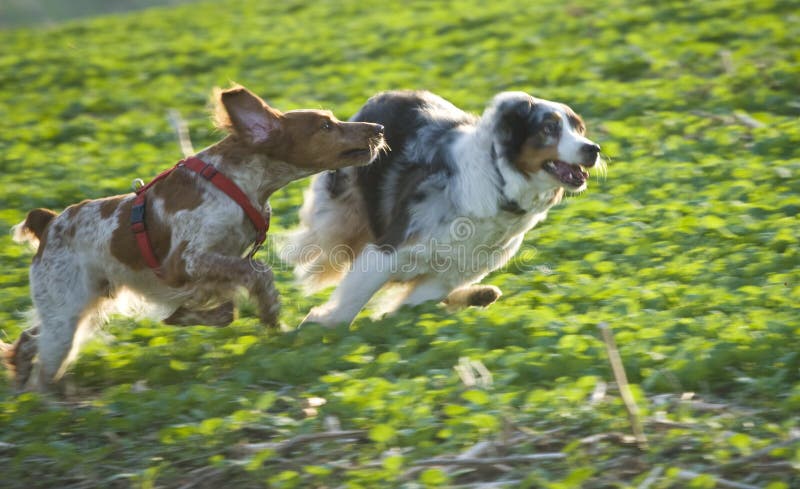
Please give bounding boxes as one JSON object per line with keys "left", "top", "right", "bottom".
{"left": 11, "top": 149, "right": 299, "bottom": 391}
{"left": 11, "top": 220, "right": 39, "bottom": 249}
{"left": 291, "top": 91, "right": 601, "bottom": 327}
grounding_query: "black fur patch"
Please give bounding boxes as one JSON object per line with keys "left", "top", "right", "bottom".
{"left": 348, "top": 91, "right": 470, "bottom": 243}
{"left": 495, "top": 97, "right": 560, "bottom": 163}
{"left": 324, "top": 170, "right": 349, "bottom": 198}
{"left": 497, "top": 97, "right": 535, "bottom": 161}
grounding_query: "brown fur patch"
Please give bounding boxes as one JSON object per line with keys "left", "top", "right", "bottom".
{"left": 212, "top": 85, "right": 247, "bottom": 133}
{"left": 109, "top": 196, "right": 172, "bottom": 271}
{"left": 98, "top": 195, "right": 125, "bottom": 219}
{"left": 560, "top": 104, "right": 586, "bottom": 134}
{"left": 161, "top": 240, "right": 190, "bottom": 288}
{"left": 150, "top": 171, "right": 205, "bottom": 213}
{"left": 27, "top": 209, "right": 58, "bottom": 262}
{"left": 211, "top": 85, "right": 383, "bottom": 173}
{"left": 3, "top": 326, "right": 39, "bottom": 390}
{"left": 59, "top": 200, "right": 92, "bottom": 241}
{"left": 466, "top": 286, "right": 502, "bottom": 307}
{"left": 203, "top": 135, "right": 252, "bottom": 165}
{"left": 24, "top": 208, "right": 57, "bottom": 242}
{"left": 206, "top": 113, "right": 382, "bottom": 174}
{"left": 63, "top": 200, "right": 90, "bottom": 219}
{"left": 269, "top": 111, "right": 382, "bottom": 171}
{"left": 513, "top": 139, "right": 560, "bottom": 175}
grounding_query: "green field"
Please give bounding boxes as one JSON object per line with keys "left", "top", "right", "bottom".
{"left": 1, "top": 0, "right": 798, "bottom": 487}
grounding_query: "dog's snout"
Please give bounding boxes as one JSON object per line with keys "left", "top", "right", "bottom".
{"left": 581, "top": 143, "right": 601, "bottom": 167}
{"left": 582, "top": 143, "right": 600, "bottom": 156}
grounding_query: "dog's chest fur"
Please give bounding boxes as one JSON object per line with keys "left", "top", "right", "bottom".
{"left": 391, "top": 186, "right": 559, "bottom": 283}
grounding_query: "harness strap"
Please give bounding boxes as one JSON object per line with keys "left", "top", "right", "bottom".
{"left": 131, "top": 193, "right": 161, "bottom": 273}
{"left": 180, "top": 157, "right": 269, "bottom": 252}
{"left": 130, "top": 157, "right": 269, "bottom": 276}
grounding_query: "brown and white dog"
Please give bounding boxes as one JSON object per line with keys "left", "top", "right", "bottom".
{"left": 287, "top": 90, "right": 602, "bottom": 327}
{"left": 6, "top": 85, "right": 386, "bottom": 391}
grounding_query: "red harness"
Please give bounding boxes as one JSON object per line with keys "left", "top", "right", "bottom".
{"left": 130, "top": 157, "right": 269, "bottom": 276}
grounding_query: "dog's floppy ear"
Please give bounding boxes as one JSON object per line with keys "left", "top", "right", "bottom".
{"left": 497, "top": 96, "right": 535, "bottom": 155}
{"left": 214, "top": 85, "right": 282, "bottom": 145}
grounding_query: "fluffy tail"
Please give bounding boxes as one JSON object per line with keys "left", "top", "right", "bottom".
{"left": 12, "top": 208, "right": 57, "bottom": 250}
{"left": 281, "top": 170, "right": 373, "bottom": 291}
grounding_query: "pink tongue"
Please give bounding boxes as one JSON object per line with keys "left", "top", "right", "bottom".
{"left": 556, "top": 162, "right": 580, "bottom": 177}
{"left": 553, "top": 161, "right": 586, "bottom": 184}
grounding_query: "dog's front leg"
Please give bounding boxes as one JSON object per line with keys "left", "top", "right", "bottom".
{"left": 163, "top": 302, "right": 235, "bottom": 327}
{"left": 182, "top": 253, "right": 280, "bottom": 327}
{"left": 302, "top": 244, "right": 394, "bottom": 327}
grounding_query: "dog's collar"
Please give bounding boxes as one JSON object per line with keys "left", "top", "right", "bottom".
{"left": 130, "top": 157, "right": 270, "bottom": 276}
{"left": 490, "top": 145, "right": 526, "bottom": 216}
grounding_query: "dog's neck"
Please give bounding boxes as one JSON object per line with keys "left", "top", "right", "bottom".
{"left": 453, "top": 127, "right": 562, "bottom": 217}
{"left": 195, "top": 136, "right": 314, "bottom": 208}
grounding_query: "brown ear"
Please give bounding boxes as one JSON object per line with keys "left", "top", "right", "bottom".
{"left": 214, "top": 85, "right": 282, "bottom": 145}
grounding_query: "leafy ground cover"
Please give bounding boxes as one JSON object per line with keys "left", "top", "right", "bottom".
{"left": 0, "top": 0, "right": 798, "bottom": 487}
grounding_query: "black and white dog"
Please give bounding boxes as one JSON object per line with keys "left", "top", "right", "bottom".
{"left": 285, "top": 90, "right": 603, "bottom": 327}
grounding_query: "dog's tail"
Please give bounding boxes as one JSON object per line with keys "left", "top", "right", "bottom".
{"left": 11, "top": 208, "right": 57, "bottom": 250}
{"left": 281, "top": 170, "right": 373, "bottom": 291}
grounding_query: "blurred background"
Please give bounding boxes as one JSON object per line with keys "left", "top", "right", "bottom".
{"left": 0, "top": 0, "right": 192, "bottom": 27}
{"left": 0, "top": 1, "right": 797, "bottom": 488}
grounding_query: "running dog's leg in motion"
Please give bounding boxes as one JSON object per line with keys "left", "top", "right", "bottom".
{"left": 444, "top": 285, "right": 502, "bottom": 309}
{"left": 184, "top": 252, "right": 280, "bottom": 327}
{"left": 302, "top": 244, "right": 395, "bottom": 327}
{"left": 163, "top": 302, "right": 235, "bottom": 327}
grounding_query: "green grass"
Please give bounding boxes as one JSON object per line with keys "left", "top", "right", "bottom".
{"left": 1, "top": 0, "right": 798, "bottom": 487}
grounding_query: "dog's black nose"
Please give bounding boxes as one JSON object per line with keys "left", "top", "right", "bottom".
{"left": 375, "top": 124, "right": 385, "bottom": 135}
{"left": 582, "top": 143, "right": 601, "bottom": 156}
{"left": 581, "top": 143, "right": 600, "bottom": 167}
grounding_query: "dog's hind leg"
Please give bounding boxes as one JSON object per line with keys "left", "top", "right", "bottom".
{"left": 28, "top": 258, "right": 106, "bottom": 391}
{"left": 301, "top": 244, "right": 394, "bottom": 327}
{"left": 35, "top": 298, "right": 104, "bottom": 392}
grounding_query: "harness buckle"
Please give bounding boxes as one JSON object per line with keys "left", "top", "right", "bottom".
{"left": 200, "top": 164, "right": 218, "bottom": 180}
{"left": 131, "top": 178, "right": 145, "bottom": 193}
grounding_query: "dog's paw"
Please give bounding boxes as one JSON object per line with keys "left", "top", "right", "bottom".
{"left": 258, "top": 300, "right": 281, "bottom": 328}
{"left": 300, "top": 306, "right": 347, "bottom": 328}
{"left": 466, "top": 285, "right": 502, "bottom": 307}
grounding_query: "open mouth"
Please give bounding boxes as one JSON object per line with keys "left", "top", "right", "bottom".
{"left": 341, "top": 137, "right": 386, "bottom": 163}
{"left": 543, "top": 160, "right": 589, "bottom": 188}
{"left": 340, "top": 148, "right": 372, "bottom": 159}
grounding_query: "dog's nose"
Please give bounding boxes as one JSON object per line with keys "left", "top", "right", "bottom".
{"left": 581, "top": 143, "right": 600, "bottom": 167}
{"left": 582, "top": 143, "right": 600, "bottom": 156}
{"left": 374, "top": 124, "right": 385, "bottom": 135}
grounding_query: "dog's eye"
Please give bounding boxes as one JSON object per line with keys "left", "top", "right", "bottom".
{"left": 321, "top": 121, "right": 333, "bottom": 131}
{"left": 542, "top": 121, "right": 559, "bottom": 136}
